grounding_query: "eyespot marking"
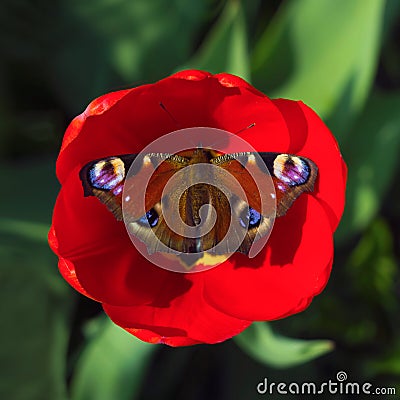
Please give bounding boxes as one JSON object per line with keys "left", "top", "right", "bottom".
{"left": 239, "top": 207, "right": 262, "bottom": 229}
{"left": 89, "top": 157, "right": 125, "bottom": 190}
{"left": 137, "top": 208, "right": 159, "bottom": 228}
{"left": 273, "top": 154, "right": 310, "bottom": 187}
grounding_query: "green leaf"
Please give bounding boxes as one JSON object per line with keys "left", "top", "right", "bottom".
{"left": 346, "top": 219, "right": 397, "bottom": 312}
{"left": 335, "top": 92, "right": 400, "bottom": 242}
{"left": 0, "top": 217, "right": 49, "bottom": 242}
{"left": 0, "top": 159, "right": 73, "bottom": 400}
{"left": 181, "top": 0, "right": 250, "bottom": 81}
{"left": 47, "top": 0, "right": 207, "bottom": 113}
{"left": 252, "top": 0, "right": 385, "bottom": 138}
{"left": 0, "top": 238, "right": 72, "bottom": 400}
{"left": 0, "top": 158, "right": 58, "bottom": 223}
{"left": 234, "top": 322, "right": 333, "bottom": 369}
{"left": 365, "top": 341, "right": 400, "bottom": 377}
{"left": 71, "top": 318, "right": 155, "bottom": 400}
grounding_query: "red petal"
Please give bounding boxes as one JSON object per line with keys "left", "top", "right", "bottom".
{"left": 49, "top": 225, "right": 92, "bottom": 298}
{"left": 169, "top": 69, "right": 212, "bottom": 81}
{"left": 273, "top": 100, "right": 347, "bottom": 231}
{"left": 103, "top": 276, "right": 251, "bottom": 345}
{"left": 203, "top": 195, "right": 333, "bottom": 320}
{"left": 124, "top": 327, "right": 202, "bottom": 346}
{"left": 57, "top": 88, "right": 135, "bottom": 183}
{"left": 211, "top": 88, "right": 291, "bottom": 151}
{"left": 57, "top": 74, "right": 248, "bottom": 183}
{"left": 214, "top": 72, "right": 266, "bottom": 97}
{"left": 51, "top": 167, "right": 191, "bottom": 306}
{"left": 271, "top": 98, "right": 308, "bottom": 153}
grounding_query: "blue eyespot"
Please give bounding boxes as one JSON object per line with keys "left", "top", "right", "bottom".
{"left": 249, "top": 208, "right": 261, "bottom": 227}
{"left": 138, "top": 208, "right": 159, "bottom": 228}
{"left": 239, "top": 207, "right": 262, "bottom": 229}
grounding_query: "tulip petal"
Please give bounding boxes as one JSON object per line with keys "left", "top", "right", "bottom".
{"left": 203, "top": 195, "right": 333, "bottom": 320}
{"left": 170, "top": 69, "right": 212, "bottom": 81}
{"left": 57, "top": 74, "right": 252, "bottom": 182}
{"left": 270, "top": 98, "right": 308, "bottom": 153}
{"left": 211, "top": 86, "right": 292, "bottom": 151}
{"left": 273, "top": 99, "right": 347, "bottom": 231}
{"left": 214, "top": 72, "right": 265, "bottom": 97}
{"left": 103, "top": 276, "right": 251, "bottom": 345}
{"left": 51, "top": 167, "right": 191, "bottom": 306}
{"left": 49, "top": 225, "right": 93, "bottom": 298}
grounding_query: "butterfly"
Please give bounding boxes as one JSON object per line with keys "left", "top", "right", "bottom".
{"left": 80, "top": 149, "right": 317, "bottom": 258}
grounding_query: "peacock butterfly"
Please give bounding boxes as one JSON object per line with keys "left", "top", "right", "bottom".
{"left": 79, "top": 148, "right": 318, "bottom": 259}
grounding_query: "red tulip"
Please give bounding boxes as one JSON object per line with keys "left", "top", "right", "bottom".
{"left": 49, "top": 70, "right": 347, "bottom": 346}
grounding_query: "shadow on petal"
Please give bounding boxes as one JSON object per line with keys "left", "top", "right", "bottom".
{"left": 268, "top": 195, "right": 307, "bottom": 266}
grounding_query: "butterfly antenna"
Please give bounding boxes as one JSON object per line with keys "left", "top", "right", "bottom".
{"left": 159, "top": 102, "right": 180, "bottom": 127}
{"left": 235, "top": 122, "right": 256, "bottom": 135}
{"left": 205, "top": 123, "right": 257, "bottom": 150}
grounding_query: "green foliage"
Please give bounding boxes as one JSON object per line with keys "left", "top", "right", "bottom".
{"left": 58, "top": 0, "right": 206, "bottom": 110}
{"left": 336, "top": 92, "right": 400, "bottom": 242}
{"left": 347, "top": 219, "right": 397, "bottom": 312}
{"left": 0, "top": 160, "right": 73, "bottom": 400}
{"left": 252, "top": 0, "right": 385, "bottom": 138}
{"left": 0, "top": 0, "right": 207, "bottom": 115}
{"left": 71, "top": 318, "right": 155, "bottom": 400}
{"left": 234, "top": 322, "right": 333, "bottom": 368}
{"left": 181, "top": 0, "right": 250, "bottom": 80}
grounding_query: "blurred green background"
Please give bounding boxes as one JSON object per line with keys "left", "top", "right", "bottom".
{"left": 1, "top": 0, "right": 399, "bottom": 399}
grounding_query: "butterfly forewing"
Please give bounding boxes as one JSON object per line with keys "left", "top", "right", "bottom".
{"left": 257, "top": 152, "right": 318, "bottom": 216}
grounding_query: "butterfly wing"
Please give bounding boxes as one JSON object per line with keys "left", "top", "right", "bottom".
{"left": 213, "top": 152, "right": 318, "bottom": 217}
{"left": 213, "top": 152, "right": 318, "bottom": 254}
{"left": 79, "top": 151, "right": 318, "bottom": 258}
{"left": 257, "top": 152, "right": 318, "bottom": 217}
{"left": 79, "top": 153, "right": 180, "bottom": 220}
{"left": 79, "top": 152, "right": 189, "bottom": 237}
{"left": 79, "top": 154, "right": 138, "bottom": 220}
